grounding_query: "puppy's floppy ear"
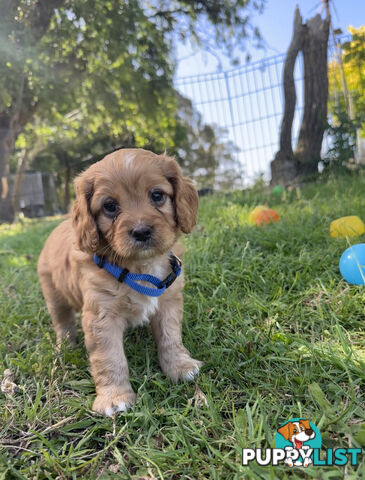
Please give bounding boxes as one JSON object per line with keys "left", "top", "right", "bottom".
{"left": 71, "top": 172, "right": 99, "bottom": 253}
{"left": 161, "top": 155, "right": 198, "bottom": 233}
{"left": 278, "top": 423, "right": 291, "bottom": 440}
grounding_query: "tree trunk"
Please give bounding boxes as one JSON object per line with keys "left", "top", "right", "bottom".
{"left": 271, "top": 7, "right": 305, "bottom": 185}
{"left": 0, "top": 115, "right": 15, "bottom": 199}
{"left": 12, "top": 141, "right": 45, "bottom": 221}
{"left": 294, "top": 14, "right": 330, "bottom": 175}
{"left": 271, "top": 7, "right": 330, "bottom": 185}
{"left": 64, "top": 161, "right": 72, "bottom": 213}
{"left": 12, "top": 150, "right": 28, "bottom": 221}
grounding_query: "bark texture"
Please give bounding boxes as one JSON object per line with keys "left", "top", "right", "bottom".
{"left": 271, "top": 7, "right": 305, "bottom": 184}
{"left": 271, "top": 7, "right": 330, "bottom": 185}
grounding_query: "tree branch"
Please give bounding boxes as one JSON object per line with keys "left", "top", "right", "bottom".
{"left": 28, "top": 0, "right": 67, "bottom": 43}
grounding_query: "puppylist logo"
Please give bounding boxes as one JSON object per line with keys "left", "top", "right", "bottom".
{"left": 275, "top": 418, "right": 321, "bottom": 467}
{"left": 242, "top": 418, "right": 362, "bottom": 468}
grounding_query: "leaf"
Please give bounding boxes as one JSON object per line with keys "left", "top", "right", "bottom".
{"left": 187, "top": 385, "right": 209, "bottom": 408}
{"left": 308, "top": 382, "right": 335, "bottom": 415}
{"left": 66, "top": 379, "right": 94, "bottom": 392}
{"left": 353, "top": 426, "right": 365, "bottom": 446}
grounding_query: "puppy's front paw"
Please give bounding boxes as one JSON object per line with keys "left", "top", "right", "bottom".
{"left": 92, "top": 389, "right": 137, "bottom": 417}
{"left": 161, "top": 354, "right": 203, "bottom": 383}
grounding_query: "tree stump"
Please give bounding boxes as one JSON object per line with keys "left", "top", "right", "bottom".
{"left": 271, "top": 6, "right": 330, "bottom": 185}
{"left": 271, "top": 7, "right": 304, "bottom": 184}
{"left": 295, "top": 14, "right": 330, "bottom": 176}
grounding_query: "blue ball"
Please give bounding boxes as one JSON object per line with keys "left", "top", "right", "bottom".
{"left": 339, "top": 244, "right": 365, "bottom": 285}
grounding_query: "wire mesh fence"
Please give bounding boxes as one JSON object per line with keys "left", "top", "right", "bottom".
{"left": 1, "top": 34, "right": 362, "bottom": 221}
{"left": 175, "top": 34, "right": 358, "bottom": 187}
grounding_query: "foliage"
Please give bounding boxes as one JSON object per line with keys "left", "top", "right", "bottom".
{"left": 26, "top": 92, "right": 242, "bottom": 211}
{"left": 173, "top": 94, "right": 242, "bottom": 190}
{"left": 341, "top": 26, "right": 365, "bottom": 134}
{"left": 323, "top": 106, "right": 358, "bottom": 170}
{"left": 1, "top": 0, "right": 265, "bottom": 188}
{"left": 3, "top": 0, "right": 178, "bottom": 152}
{"left": 1, "top": 173, "right": 365, "bottom": 478}
{"left": 328, "top": 26, "right": 365, "bottom": 144}
{"left": 326, "top": 27, "right": 365, "bottom": 171}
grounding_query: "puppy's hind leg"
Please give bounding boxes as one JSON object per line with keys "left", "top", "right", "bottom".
{"left": 39, "top": 273, "right": 76, "bottom": 346}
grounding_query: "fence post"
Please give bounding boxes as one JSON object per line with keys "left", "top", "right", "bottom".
{"left": 224, "top": 72, "right": 235, "bottom": 129}
{"left": 224, "top": 72, "right": 244, "bottom": 187}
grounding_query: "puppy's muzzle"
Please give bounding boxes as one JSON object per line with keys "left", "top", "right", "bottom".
{"left": 130, "top": 224, "right": 154, "bottom": 243}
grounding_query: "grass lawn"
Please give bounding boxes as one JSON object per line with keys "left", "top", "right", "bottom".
{"left": 0, "top": 173, "right": 365, "bottom": 479}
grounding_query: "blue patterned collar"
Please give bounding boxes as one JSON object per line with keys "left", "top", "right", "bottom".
{"left": 93, "top": 252, "right": 182, "bottom": 297}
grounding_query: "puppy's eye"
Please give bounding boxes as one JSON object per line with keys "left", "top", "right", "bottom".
{"left": 150, "top": 190, "right": 166, "bottom": 205}
{"left": 103, "top": 200, "right": 119, "bottom": 217}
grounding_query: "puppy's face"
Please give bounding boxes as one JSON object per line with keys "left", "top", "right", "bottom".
{"left": 71, "top": 149, "right": 198, "bottom": 260}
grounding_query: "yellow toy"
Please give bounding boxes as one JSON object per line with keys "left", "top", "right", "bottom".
{"left": 330, "top": 216, "right": 365, "bottom": 238}
{"left": 249, "top": 206, "right": 267, "bottom": 225}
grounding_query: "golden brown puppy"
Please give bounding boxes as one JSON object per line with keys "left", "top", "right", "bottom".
{"left": 37, "top": 149, "right": 201, "bottom": 416}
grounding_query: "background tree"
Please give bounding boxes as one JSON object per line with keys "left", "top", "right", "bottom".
{"left": 1, "top": 0, "right": 265, "bottom": 213}
{"left": 28, "top": 112, "right": 133, "bottom": 212}
{"left": 270, "top": 6, "right": 330, "bottom": 184}
{"left": 0, "top": 0, "right": 65, "bottom": 198}
{"left": 174, "top": 94, "right": 241, "bottom": 190}
{"left": 28, "top": 92, "right": 241, "bottom": 213}
{"left": 327, "top": 26, "right": 365, "bottom": 167}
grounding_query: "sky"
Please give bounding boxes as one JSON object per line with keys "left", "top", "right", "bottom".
{"left": 176, "top": 0, "right": 365, "bottom": 77}
{"left": 174, "top": 0, "right": 365, "bottom": 184}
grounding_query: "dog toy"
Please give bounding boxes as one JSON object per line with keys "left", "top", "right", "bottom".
{"left": 339, "top": 243, "right": 365, "bottom": 285}
{"left": 272, "top": 185, "right": 285, "bottom": 196}
{"left": 255, "top": 208, "right": 280, "bottom": 227}
{"left": 248, "top": 205, "right": 267, "bottom": 225}
{"left": 330, "top": 216, "right": 365, "bottom": 238}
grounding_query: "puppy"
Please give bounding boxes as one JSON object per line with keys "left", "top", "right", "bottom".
{"left": 37, "top": 149, "right": 202, "bottom": 416}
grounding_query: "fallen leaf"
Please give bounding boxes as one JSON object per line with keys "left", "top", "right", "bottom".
{"left": 188, "top": 385, "right": 209, "bottom": 408}
{"left": 4, "top": 285, "right": 16, "bottom": 298}
{"left": 1, "top": 369, "right": 19, "bottom": 395}
{"left": 108, "top": 464, "right": 120, "bottom": 474}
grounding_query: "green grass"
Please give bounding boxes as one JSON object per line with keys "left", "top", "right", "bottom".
{"left": 1, "top": 173, "right": 365, "bottom": 479}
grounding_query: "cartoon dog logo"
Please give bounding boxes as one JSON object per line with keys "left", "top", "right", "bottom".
{"left": 277, "top": 419, "right": 316, "bottom": 467}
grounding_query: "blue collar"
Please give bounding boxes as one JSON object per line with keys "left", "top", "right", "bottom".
{"left": 93, "top": 252, "right": 182, "bottom": 297}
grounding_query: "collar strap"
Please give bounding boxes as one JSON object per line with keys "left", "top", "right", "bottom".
{"left": 93, "top": 252, "right": 182, "bottom": 297}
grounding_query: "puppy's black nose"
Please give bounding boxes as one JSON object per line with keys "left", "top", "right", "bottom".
{"left": 305, "top": 429, "right": 313, "bottom": 436}
{"left": 130, "top": 225, "right": 153, "bottom": 242}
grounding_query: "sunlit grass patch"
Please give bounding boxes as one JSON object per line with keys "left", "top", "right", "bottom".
{"left": 0, "top": 174, "right": 365, "bottom": 478}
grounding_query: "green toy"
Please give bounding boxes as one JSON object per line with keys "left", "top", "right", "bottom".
{"left": 272, "top": 185, "right": 285, "bottom": 195}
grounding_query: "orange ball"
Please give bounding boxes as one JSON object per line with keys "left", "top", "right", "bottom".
{"left": 248, "top": 205, "right": 267, "bottom": 225}
{"left": 255, "top": 209, "right": 280, "bottom": 227}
